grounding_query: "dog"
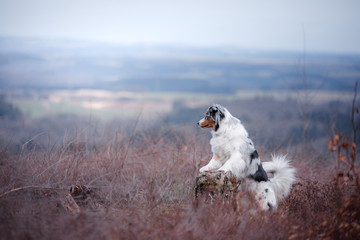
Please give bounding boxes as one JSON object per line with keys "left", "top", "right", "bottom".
{"left": 197, "top": 104, "right": 296, "bottom": 210}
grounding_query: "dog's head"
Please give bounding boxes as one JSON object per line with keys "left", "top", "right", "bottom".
{"left": 197, "top": 104, "right": 226, "bottom": 131}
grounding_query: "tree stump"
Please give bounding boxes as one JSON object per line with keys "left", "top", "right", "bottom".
{"left": 194, "top": 171, "right": 241, "bottom": 200}
{"left": 60, "top": 185, "right": 107, "bottom": 214}
{"left": 60, "top": 194, "right": 81, "bottom": 215}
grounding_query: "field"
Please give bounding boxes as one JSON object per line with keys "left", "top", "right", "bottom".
{"left": 3, "top": 88, "right": 354, "bottom": 120}
{"left": 0, "top": 89, "right": 360, "bottom": 239}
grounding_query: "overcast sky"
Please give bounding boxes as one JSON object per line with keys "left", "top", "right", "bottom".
{"left": 0, "top": 0, "right": 359, "bottom": 53}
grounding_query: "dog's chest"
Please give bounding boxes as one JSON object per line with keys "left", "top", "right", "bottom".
{"left": 210, "top": 135, "right": 238, "bottom": 159}
{"left": 210, "top": 133, "right": 254, "bottom": 161}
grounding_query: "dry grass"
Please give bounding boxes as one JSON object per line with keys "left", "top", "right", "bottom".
{"left": 1, "top": 88, "right": 360, "bottom": 240}
{"left": 0, "top": 119, "right": 359, "bottom": 240}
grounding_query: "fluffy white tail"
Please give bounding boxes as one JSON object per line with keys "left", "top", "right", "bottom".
{"left": 262, "top": 155, "right": 296, "bottom": 200}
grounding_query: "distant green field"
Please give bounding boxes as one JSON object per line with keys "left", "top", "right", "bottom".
{"left": 11, "top": 99, "right": 144, "bottom": 120}
{"left": 9, "top": 89, "right": 353, "bottom": 121}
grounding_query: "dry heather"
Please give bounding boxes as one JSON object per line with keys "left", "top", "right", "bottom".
{"left": 0, "top": 121, "right": 359, "bottom": 239}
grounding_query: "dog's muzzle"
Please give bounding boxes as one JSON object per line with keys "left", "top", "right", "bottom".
{"left": 197, "top": 118, "right": 204, "bottom": 127}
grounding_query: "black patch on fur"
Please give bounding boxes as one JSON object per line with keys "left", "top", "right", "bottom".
{"left": 265, "top": 188, "right": 268, "bottom": 192}
{"left": 208, "top": 105, "right": 225, "bottom": 131}
{"left": 250, "top": 150, "right": 259, "bottom": 164}
{"left": 251, "top": 163, "right": 268, "bottom": 182}
{"left": 219, "top": 109, "right": 225, "bottom": 120}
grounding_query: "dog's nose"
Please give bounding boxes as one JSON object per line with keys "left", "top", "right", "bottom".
{"left": 197, "top": 122, "right": 199, "bottom": 126}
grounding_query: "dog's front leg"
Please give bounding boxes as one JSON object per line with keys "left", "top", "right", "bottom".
{"left": 199, "top": 154, "right": 222, "bottom": 173}
{"left": 218, "top": 152, "right": 246, "bottom": 179}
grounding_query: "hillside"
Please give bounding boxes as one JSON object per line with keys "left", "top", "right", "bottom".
{"left": 1, "top": 36, "right": 360, "bottom": 239}
{"left": 0, "top": 89, "right": 360, "bottom": 239}
{"left": 0, "top": 108, "right": 359, "bottom": 239}
{"left": 0, "top": 37, "right": 358, "bottom": 92}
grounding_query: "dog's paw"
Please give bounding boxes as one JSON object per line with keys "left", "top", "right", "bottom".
{"left": 199, "top": 166, "right": 208, "bottom": 174}
{"left": 225, "top": 170, "right": 232, "bottom": 178}
{"left": 216, "top": 170, "right": 232, "bottom": 180}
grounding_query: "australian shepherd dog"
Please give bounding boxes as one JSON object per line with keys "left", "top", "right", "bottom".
{"left": 197, "top": 104, "right": 296, "bottom": 210}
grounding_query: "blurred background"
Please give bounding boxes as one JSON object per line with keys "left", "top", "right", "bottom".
{"left": 2, "top": 2, "right": 360, "bottom": 238}
{"left": 0, "top": 0, "right": 359, "bottom": 153}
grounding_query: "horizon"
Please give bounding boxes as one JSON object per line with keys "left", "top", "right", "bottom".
{"left": 0, "top": 36, "right": 358, "bottom": 94}
{"left": 2, "top": 35, "right": 360, "bottom": 56}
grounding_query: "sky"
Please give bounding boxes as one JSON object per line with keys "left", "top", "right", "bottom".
{"left": 0, "top": 0, "right": 359, "bottom": 54}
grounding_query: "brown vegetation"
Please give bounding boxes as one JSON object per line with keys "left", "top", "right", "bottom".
{"left": 0, "top": 93, "right": 360, "bottom": 239}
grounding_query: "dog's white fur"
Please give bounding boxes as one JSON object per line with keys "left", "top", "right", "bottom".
{"left": 198, "top": 104, "right": 296, "bottom": 210}
{"left": 247, "top": 155, "right": 296, "bottom": 210}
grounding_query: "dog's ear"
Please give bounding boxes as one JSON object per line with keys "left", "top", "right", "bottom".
{"left": 208, "top": 106, "right": 217, "bottom": 115}
{"left": 207, "top": 105, "right": 225, "bottom": 131}
{"left": 213, "top": 106, "right": 225, "bottom": 131}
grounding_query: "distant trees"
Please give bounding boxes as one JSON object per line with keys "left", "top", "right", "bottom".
{"left": 0, "top": 95, "right": 22, "bottom": 120}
